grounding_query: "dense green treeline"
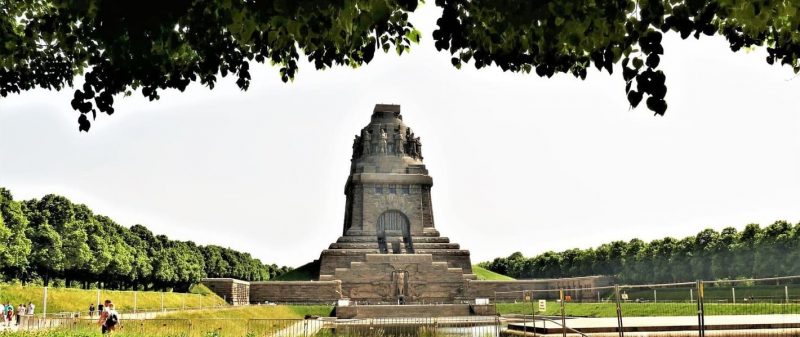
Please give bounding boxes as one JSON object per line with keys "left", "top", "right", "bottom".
{"left": 481, "top": 221, "right": 800, "bottom": 284}
{"left": 0, "top": 187, "right": 291, "bottom": 290}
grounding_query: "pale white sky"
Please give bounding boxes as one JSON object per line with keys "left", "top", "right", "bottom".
{"left": 1, "top": 4, "right": 799, "bottom": 268}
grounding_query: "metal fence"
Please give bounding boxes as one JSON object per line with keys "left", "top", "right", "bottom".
{"left": 497, "top": 275, "right": 800, "bottom": 337}
{"left": 18, "top": 317, "right": 501, "bottom": 337}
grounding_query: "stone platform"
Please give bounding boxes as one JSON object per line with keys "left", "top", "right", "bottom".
{"left": 321, "top": 253, "right": 473, "bottom": 303}
{"left": 335, "top": 304, "right": 496, "bottom": 319}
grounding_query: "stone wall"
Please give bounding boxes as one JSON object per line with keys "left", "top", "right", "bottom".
{"left": 201, "top": 278, "right": 250, "bottom": 305}
{"left": 319, "top": 250, "right": 368, "bottom": 277}
{"left": 203, "top": 275, "right": 613, "bottom": 306}
{"left": 466, "top": 276, "right": 613, "bottom": 300}
{"left": 335, "top": 304, "right": 472, "bottom": 319}
{"left": 250, "top": 281, "right": 342, "bottom": 304}
{"left": 358, "top": 180, "right": 431, "bottom": 235}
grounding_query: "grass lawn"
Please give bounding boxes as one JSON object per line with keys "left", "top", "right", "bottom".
{"left": 472, "top": 266, "right": 515, "bottom": 281}
{"left": 0, "top": 283, "right": 227, "bottom": 315}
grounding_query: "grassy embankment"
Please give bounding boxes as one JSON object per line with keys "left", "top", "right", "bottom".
{"left": 0, "top": 283, "right": 227, "bottom": 314}
{"left": 272, "top": 261, "right": 321, "bottom": 281}
{"left": 472, "top": 265, "right": 515, "bottom": 281}
{"left": 157, "top": 304, "right": 334, "bottom": 319}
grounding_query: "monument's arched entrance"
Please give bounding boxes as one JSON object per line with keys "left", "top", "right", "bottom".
{"left": 377, "top": 210, "right": 414, "bottom": 253}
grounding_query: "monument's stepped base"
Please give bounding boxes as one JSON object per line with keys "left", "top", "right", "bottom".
{"left": 320, "top": 232, "right": 474, "bottom": 278}
{"left": 203, "top": 274, "right": 613, "bottom": 305}
{"left": 336, "top": 236, "right": 451, "bottom": 243}
{"left": 330, "top": 254, "right": 470, "bottom": 303}
{"left": 335, "top": 304, "right": 480, "bottom": 318}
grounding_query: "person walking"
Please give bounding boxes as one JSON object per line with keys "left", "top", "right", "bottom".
{"left": 16, "top": 304, "right": 25, "bottom": 326}
{"left": 1, "top": 303, "right": 7, "bottom": 327}
{"left": 27, "top": 302, "right": 34, "bottom": 316}
{"left": 98, "top": 300, "right": 120, "bottom": 334}
{"left": 5, "top": 304, "right": 13, "bottom": 327}
{"left": 89, "top": 303, "right": 95, "bottom": 318}
{"left": 105, "top": 303, "right": 119, "bottom": 333}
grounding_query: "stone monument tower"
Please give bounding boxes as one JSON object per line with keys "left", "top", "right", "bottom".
{"left": 318, "top": 104, "right": 475, "bottom": 303}
{"left": 201, "top": 104, "right": 613, "bottom": 308}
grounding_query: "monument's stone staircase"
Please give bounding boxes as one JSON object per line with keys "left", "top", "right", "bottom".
{"left": 319, "top": 235, "right": 474, "bottom": 279}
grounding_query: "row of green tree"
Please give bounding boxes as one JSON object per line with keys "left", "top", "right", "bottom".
{"left": 481, "top": 221, "right": 800, "bottom": 284}
{"left": 0, "top": 187, "right": 290, "bottom": 290}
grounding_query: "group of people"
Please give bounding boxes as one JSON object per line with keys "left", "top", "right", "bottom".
{"left": 0, "top": 298, "right": 118, "bottom": 333}
{"left": 1, "top": 302, "right": 35, "bottom": 327}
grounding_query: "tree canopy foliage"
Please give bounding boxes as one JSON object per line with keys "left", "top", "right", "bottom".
{"left": 480, "top": 221, "right": 800, "bottom": 283}
{"left": 0, "top": 187, "right": 290, "bottom": 290}
{"left": 2, "top": 0, "right": 799, "bottom": 130}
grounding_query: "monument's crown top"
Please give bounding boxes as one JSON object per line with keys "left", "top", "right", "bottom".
{"left": 371, "top": 104, "right": 402, "bottom": 121}
{"left": 373, "top": 104, "right": 400, "bottom": 113}
{"left": 349, "top": 103, "right": 424, "bottom": 169}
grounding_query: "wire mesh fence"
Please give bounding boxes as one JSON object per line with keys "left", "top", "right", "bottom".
{"left": 332, "top": 318, "right": 499, "bottom": 337}
{"left": 498, "top": 275, "right": 800, "bottom": 337}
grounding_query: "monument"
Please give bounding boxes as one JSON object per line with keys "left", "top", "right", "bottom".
{"left": 316, "top": 104, "right": 475, "bottom": 303}
{"left": 203, "top": 104, "right": 611, "bottom": 310}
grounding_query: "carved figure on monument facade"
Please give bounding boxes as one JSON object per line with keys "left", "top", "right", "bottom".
{"left": 362, "top": 130, "right": 371, "bottom": 155}
{"left": 407, "top": 137, "right": 418, "bottom": 158}
{"left": 394, "top": 130, "right": 405, "bottom": 155}
{"left": 395, "top": 271, "right": 407, "bottom": 297}
{"left": 379, "top": 127, "right": 388, "bottom": 154}
{"left": 352, "top": 135, "right": 362, "bottom": 159}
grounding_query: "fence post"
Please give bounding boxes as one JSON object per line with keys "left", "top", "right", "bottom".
{"left": 690, "top": 288, "right": 694, "bottom": 303}
{"left": 696, "top": 280, "right": 705, "bottom": 337}
{"left": 493, "top": 291, "right": 498, "bottom": 317}
{"left": 531, "top": 290, "right": 537, "bottom": 334}
{"left": 614, "top": 285, "right": 624, "bottom": 337}
{"left": 786, "top": 286, "right": 789, "bottom": 303}
{"left": 134, "top": 290, "right": 138, "bottom": 315}
{"left": 96, "top": 289, "right": 100, "bottom": 309}
{"left": 560, "top": 289, "right": 566, "bottom": 337}
{"left": 43, "top": 286, "right": 48, "bottom": 319}
{"left": 522, "top": 290, "right": 528, "bottom": 336}
{"left": 654, "top": 289, "right": 657, "bottom": 303}
{"left": 731, "top": 287, "right": 735, "bottom": 304}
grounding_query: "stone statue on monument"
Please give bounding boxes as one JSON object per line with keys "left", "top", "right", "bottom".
{"left": 352, "top": 135, "right": 362, "bottom": 159}
{"left": 395, "top": 271, "right": 406, "bottom": 297}
{"left": 394, "top": 130, "right": 405, "bottom": 155}
{"left": 379, "top": 127, "right": 388, "bottom": 154}
{"left": 415, "top": 138, "right": 423, "bottom": 159}
{"left": 362, "top": 130, "right": 371, "bottom": 155}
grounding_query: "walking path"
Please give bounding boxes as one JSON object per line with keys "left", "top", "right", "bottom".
{"left": 508, "top": 314, "right": 800, "bottom": 333}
